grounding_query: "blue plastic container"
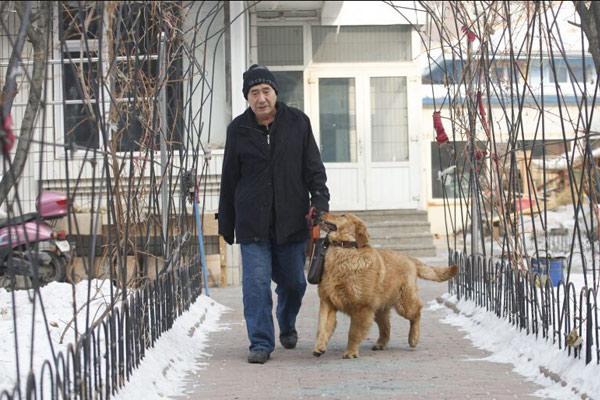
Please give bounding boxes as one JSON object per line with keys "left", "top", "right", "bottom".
{"left": 531, "top": 257, "right": 565, "bottom": 287}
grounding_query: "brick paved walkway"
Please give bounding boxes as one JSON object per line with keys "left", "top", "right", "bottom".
{"left": 174, "top": 258, "right": 543, "bottom": 400}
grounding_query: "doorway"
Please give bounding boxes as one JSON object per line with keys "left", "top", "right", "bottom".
{"left": 308, "top": 68, "right": 420, "bottom": 210}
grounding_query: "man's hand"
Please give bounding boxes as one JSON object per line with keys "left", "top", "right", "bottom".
{"left": 306, "top": 206, "right": 324, "bottom": 227}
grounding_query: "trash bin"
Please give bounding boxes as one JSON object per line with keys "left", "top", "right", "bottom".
{"left": 531, "top": 256, "right": 565, "bottom": 287}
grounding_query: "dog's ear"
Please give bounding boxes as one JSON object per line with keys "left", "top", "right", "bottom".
{"left": 354, "top": 218, "right": 369, "bottom": 247}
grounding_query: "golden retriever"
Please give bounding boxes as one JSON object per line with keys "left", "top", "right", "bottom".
{"left": 312, "top": 212, "right": 458, "bottom": 359}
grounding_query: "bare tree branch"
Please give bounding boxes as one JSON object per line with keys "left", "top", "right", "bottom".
{"left": 0, "top": 1, "right": 50, "bottom": 207}
{"left": 1, "top": 1, "right": 31, "bottom": 118}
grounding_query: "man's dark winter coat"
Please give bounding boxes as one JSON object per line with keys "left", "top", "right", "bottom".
{"left": 218, "top": 102, "right": 329, "bottom": 245}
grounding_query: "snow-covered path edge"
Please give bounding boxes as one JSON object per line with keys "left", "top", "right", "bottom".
{"left": 431, "top": 294, "right": 600, "bottom": 400}
{"left": 113, "top": 295, "right": 228, "bottom": 399}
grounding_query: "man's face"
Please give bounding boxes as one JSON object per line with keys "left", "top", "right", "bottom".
{"left": 248, "top": 83, "right": 277, "bottom": 124}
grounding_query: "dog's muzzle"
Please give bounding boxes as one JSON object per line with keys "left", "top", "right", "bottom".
{"left": 319, "top": 220, "right": 337, "bottom": 232}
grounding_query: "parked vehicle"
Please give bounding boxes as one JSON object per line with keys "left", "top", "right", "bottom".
{"left": 0, "top": 191, "right": 71, "bottom": 289}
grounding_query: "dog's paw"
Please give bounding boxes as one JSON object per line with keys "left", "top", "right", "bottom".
{"left": 371, "top": 343, "right": 386, "bottom": 351}
{"left": 408, "top": 334, "right": 419, "bottom": 348}
{"left": 312, "top": 349, "right": 325, "bottom": 357}
{"left": 342, "top": 351, "right": 359, "bottom": 359}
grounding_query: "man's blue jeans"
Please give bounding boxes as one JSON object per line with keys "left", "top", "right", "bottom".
{"left": 240, "top": 233, "right": 307, "bottom": 353}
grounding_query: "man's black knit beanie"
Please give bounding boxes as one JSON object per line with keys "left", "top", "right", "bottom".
{"left": 242, "top": 64, "right": 278, "bottom": 99}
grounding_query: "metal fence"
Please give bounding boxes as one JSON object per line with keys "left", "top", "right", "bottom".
{"left": 1, "top": 258, "right": 202, "bottom": 400}
{"left": 391, "top": 0, "right": 600, "bottom": 368}
{"left": 0, "top": 1, "right": 230, "bottom": 398}
{"left": 449, "top": 250, "right": 599, "bottom": 365}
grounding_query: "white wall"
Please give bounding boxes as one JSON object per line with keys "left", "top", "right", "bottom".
{"left": 230, "top": 1, "right": 248, "bottom": 120}
{"left": 321, "top": 1, "right": 426, "bottom": 26}
{"left": 223, "top": 1, "right": 249, "bottom": 282}
{"left": 183, "top": 1, "right": 228, "bottom": 150}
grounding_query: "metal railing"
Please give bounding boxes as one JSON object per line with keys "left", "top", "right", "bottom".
{"left": 449, "top": 250, "right": 599, "bottom": 365}
{"left": 1, "top": 258, "right": 202, "bottom": 400}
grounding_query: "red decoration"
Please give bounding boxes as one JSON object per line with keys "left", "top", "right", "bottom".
{"left": 461, "top": 25, "right": 477, "bottom": 42}
{"left": 433, "top": 111, "right": 448, "bottom": 146}
{"left": 477, "top": 91, "right": 491, "bottom": 137}
{"left": 474, "top": 148, "right": 487, "bottom": 173}
{"left": 0, "top": 114, "right": 15, "bottom": 153}
{"left": 474, "top": 149, "right": 487, "bottom": 161}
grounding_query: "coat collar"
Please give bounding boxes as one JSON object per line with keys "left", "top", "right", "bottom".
{"left": 243, "top": 102, "right": 291, "bottom": 161}
{"left": 244, "top": 101, "right": 284, "bottom": 128}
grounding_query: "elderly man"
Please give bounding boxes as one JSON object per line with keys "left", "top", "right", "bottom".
{"left": 218, "top": 64, "right": 329, "bottom": 364}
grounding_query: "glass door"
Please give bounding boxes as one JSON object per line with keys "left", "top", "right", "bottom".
{"left": 319, "top": 78, "right": 357, "bottom": 163}
{"left": 310, "top": 74, "right": 366, "bottom": 210}
{"left": 308, "top": 69, "right": 419, "bottom": 211}
{"left": 365, "top": 75, "right": 418, "bottom": 209}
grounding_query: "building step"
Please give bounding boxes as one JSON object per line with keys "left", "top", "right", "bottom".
{"left": 370, "top": 232, "right": 433, "bottom": 247}
{"left": 349, "top": 210, "right": 429, "bottom": 223}
{"left": 367, "top": 221, "right": 432, "bottom": 235}
{"left": 337, "top": 209, "right": 436, "bottom": 258}
{"left": 347, "top": 209, "right": 428, "bottom": 216}
{"left": 371, "top": 243, "right": 438, "bottom": 258}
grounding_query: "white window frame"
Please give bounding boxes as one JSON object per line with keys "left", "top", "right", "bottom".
{"left": 52, "top": 2, "right": 108, "bottom": 158}
{"left": 52, "top": 2, "right": 165, "bottom": 159}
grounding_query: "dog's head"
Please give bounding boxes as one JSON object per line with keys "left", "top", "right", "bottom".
{"left": 318, "top": 212, "right": 370, "bottom": 247}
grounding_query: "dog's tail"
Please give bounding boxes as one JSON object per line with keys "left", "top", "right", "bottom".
{"left": 417, "top": 263, "right": 459, "bottom": 282}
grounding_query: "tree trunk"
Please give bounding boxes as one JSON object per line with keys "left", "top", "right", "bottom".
{"left": 574, "top": 1, "right": 600, "bottom": 76}
{"left": 0, "top": 1, "right": 50, "bottom": 208}
{"left": 1, "top": 1, "right": 31, "bottom": 117}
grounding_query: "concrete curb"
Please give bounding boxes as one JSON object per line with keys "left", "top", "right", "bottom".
{"left": 435, "top": 297, "right": 593, "bottom": 400}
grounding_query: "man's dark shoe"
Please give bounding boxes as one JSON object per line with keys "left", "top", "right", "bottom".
{"left": 247, "top": 349, "right": 270, "bottom": 364}
{"left": 280, "top": 330, "right": 298, "bottom": 349}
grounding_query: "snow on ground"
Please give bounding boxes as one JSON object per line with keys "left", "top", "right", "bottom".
{"left": 431, "top": 291, "right": 600, "bottom": 400}
{"left": 0, "top": 280, "right": 116, "bottom": 393}
{"left": 444, "top": 203, "right": 600, "bottom": 399}
{"left": 112, "top": 295, "right": 227, "bottom": 400}
{"left": 0, "top": 280, "right": 226, "bottom": 398}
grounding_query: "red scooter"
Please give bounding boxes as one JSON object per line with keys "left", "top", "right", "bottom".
{"left": 0, "top": 191, "right": 71, "bottom": 289}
